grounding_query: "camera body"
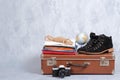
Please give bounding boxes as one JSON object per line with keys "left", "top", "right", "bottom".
{"left": 52, "top": 65, "right": 71, "bottom": 78}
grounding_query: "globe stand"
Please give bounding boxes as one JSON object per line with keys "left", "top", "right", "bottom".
{"left": 75, "top": 41, "right": 87, "bottom": 52}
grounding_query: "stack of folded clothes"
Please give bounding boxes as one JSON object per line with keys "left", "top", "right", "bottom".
{"left": 42, "top": 35, "right": 76, "bottom": 55}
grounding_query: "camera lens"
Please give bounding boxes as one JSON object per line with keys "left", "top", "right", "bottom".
{"left": 58, "top": 69, "right": 66, "bottom": 78}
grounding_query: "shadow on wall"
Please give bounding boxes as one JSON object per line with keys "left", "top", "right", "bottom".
{"left": 23, "top": 54, "right": 41, "bottom": 74}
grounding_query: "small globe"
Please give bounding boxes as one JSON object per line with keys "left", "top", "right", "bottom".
{"left": 76, "top": 33, "right": 88, "bottom": 45}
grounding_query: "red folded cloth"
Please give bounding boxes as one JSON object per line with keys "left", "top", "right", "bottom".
{"left": 42, "top": 50, "right": 76, "bottom": 55}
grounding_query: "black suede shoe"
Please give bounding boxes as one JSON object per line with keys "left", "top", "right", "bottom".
{"left": 77, "top": 33, "right": 113, "bottom": 54}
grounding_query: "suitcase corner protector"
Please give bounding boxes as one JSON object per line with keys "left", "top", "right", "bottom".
{"left": 112, "top": 53, "right": 115, "bottom": 60}
{"left": 41, "top": 69, "right": 44, "bottom": 75}
{"left": 40, "top": 54, "right": 44, "bottom": 59}
{"left": 112, "top": 69, "right": 115, "bottom": 75}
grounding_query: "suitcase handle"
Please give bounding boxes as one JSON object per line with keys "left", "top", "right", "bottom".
{"left": 67, "top": 62, "right": 90, "bottom": 68}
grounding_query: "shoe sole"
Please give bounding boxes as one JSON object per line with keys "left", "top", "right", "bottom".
{"left": 78, "top": 48, "right": 114, "bottom": 55}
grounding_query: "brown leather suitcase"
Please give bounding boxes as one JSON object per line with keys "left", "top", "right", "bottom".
{"left": 41, "top": 53, "right": 115, "bottom": 75}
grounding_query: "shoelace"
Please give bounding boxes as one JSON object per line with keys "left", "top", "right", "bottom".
{"left": 82, "top": 38, "right": 98, "bottom": 49}
{"left": 88, "top": 36, "right": 105, "bottom": 51}
{"left": 93, "top": 36, "right": 104, "bottom": 50}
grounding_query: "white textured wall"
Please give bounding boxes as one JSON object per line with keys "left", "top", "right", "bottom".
{"left": 0, "top": 0, "right": 120, "bottom": 79}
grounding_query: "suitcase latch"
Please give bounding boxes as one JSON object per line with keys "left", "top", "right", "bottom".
{"left": 47, "top": 57, "right": 56, "bottom": 66}
{"left": 100, "top": 57, "right": 109, "bottom": 66}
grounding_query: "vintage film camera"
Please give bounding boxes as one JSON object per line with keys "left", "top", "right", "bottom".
{"left": 52, "top": 65, "right": 71, "bottom": 78}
